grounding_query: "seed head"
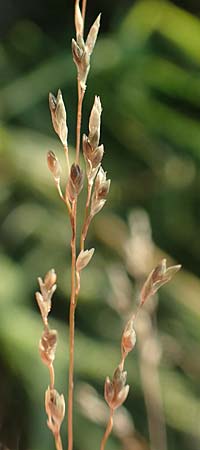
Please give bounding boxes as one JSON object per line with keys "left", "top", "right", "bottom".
{"left": 75, "top": 0, "right": 83, "bottom": 39}
{"left": 140, "top": 258, "right": 181, "bottom": 306}
{"left": 49, "top": 90, "right": 68, "bottom": 145}
{"left": 90, "top": 167, "right": 110, "bottom": 217}
{"left": 83, "top": 134, "right": 93, "bottom": 160}
{"left": 47, "top": 151, "right": 61, "bottom": 181}
{"left": 122, "top": 320, "right": 136, "bottom": 354}
{"left": 44, "top": 269, "right": 57, "bottom": 291}
{"left": 39, "top": 328, "right": 57, "bottom": 367}
{"left": 45, "top": 387, "right": 65, "bottom": 434}
{"left": 89, "top": 96, "right": 102, "bottom": 149}
{"left": 35, "top": 269, "right": 57, "bottom": 323}
{"left": 86, "top": 14, "right": 101, "bottom": 56}
{"left": 83, "top": 135, "right": 104, "bottom": 183}
{"left": 66, "top": 163, "right": 84, "bottom": 202}
{"left": 72, "top": 38, "right": 90, "bottom": 91}
{"left": 91, "top": 145, "right": 104, "bottom": 168}
{"left": 104, "top": 366, "right": 129, "bottom": 410}
{"left": 72, "top": 13, "right": 101, "bottom": 91}
{"left": 76, "top": 248, "right": 95, "bottom": 272}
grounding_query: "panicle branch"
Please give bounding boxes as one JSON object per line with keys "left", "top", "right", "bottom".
{"left": 100, "top": 259, "right": 181, "bottom": 450}
{"left": 35, "top": 269, "right": 65, "bottom": 450}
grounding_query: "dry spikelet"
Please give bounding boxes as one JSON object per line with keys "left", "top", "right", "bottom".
{"left": 72, "top": 14, "right": 101, "bottom": 91}
{"left": 89, "top": 96, "right": 102, "bottom": 148}
{"left": 140, "top": 258, "right": 181, "bottom": 306}
{"left": 86, "top": 14, "right": 101, "bottom": 55}
{"left": 66, "top": 163, "right": 84, "bottom": 202}
{"left": 45, "top": 387, "right": 65, "bottom": 434}
{"left": 90, "top": 167, "right": 110, "bottom": 217}
{"left": 39, "top": 329, "right": 57, "bottom": 366}
{"left": 76, "top": 248, "right": 95, "bottom": 272}
{"left": 35, "top": 269, "right": 57, "bottom": 324}
{"left": 75, "top": 0, "right": 83, "bottom": 38}
{"left": 49, "top": 89, "right": 68, "bottom": 145}
{"left": 47, "top": 151, "right": 61, "bottom": 181}
{"left": 44, "top": 269, "right": 57, "bottom": 291}
{"left": 122, "top": 319, "right": 136, "bottom": 354}
{"left": 104, "top": 367, "right": 130, "bottom": 410}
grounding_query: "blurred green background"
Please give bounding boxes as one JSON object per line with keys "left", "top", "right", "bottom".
{"left": 1, "top": 0, "right": 200, "bottom": 449}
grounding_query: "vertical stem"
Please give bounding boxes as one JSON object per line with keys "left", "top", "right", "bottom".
{"left": 100, "top": 409, "right": 114, "bottom": 450}
{"left": 55, "top": 431, "right": 64, "bottom": 450}
{"left": 67, "top": 3, "right": 88, "bottom": 448}
{"left": 49, "top": 364, "right": 55, "bottom": 390}
{"left": 68, "top": 201, "right": 77, "bottom": 450}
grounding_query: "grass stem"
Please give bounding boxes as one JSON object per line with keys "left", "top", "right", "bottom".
{"left": 68, "top": 201, "right": 77, "bottom": 450}
{"left": 55, "top": 431, "right": 63, "bottom": 450}
{"left": 100, "top": 409, "right": 114, "bottom": 450}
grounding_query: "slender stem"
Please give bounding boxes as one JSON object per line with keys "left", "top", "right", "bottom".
{"left": 119, "top": 348, "right": 126, "bottom": 371}
{"left": 75, "top": 81, "right": 84, "bottom": 164}
{"left": 55, "top": 180, "right": 65, "bottom": 202}
{"left": 55, "top": 431, "right": 63, "bottom": 450}
{"left": 67, "top": 3, "right": 87, "bottom": 448}
{"left": 49, "top": 364, "right": 55, "bottom": 390}
{"left": 81, "top": 0, "right": 87, "bottom": 27}
{"left": 100, "top": 408, "right": 114, "bottom": 450}
{"left": 68, "top": 201, "right": 77, "bottom": 450}
{"left": 55, "top": 180, "right": 72, "bottom": 219}
{"left": 80, "top": 182, "right": 92, "bottom": 250}
{"left": 80, "top": 215, "right": 91, "bottom": 251}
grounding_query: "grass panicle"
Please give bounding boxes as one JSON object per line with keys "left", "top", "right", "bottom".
{"left": 35, "top": 2, "right": 181, "bottom": 450}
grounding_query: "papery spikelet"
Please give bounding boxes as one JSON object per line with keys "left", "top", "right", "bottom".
{"left": 49, "top": 90, "right": 68, "bottom": 145}
{"left": 140, "top": 259, "right": 181, "bottom": 305}
{"left": 89, "top": 96, "right": 102, "bottom": 148}
{"left": 35, "top": 291, "right": 49, "bottom": 324}
{"left": 122, "top": 320, "right": 136, "bottom": 354}
{"left": 66, "top": 163, "right": 84, "bottom": 202}
{"left": 104, "top": 367, "right": 129, "bottom": 410}
{"left": 76, "top": 248, "right": 95, "bottom": 272}
{"left": 72, "top": 12, "right": 100, "bottom": 91}
{"left": 36, "top": 269, "right": 57, "bottom": 323}
{"left": 90, "top": 167, "right": 110, "bottom": 217}
{"left": 45, "top": 387, "right": 65, "bottom": 433}
{"left": 44, "top": 269, "right": 57, "bottom": 291}
{"left": 47, "top": 152, "right": 61, "bottom": 181}
{"left": 39, "top": 328, "right": 57, "bottom": 366}
{"left": 75, "top": 0, "right": 83, "bottom": 38}
{"left": 113, "top": 385, "right": 129, "bottom": 410}
{"left": 104, "top": 376, "right": 114, "bottom": 406}
{"left": 86, "top": 14, "right": 101, "bottom": 55}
